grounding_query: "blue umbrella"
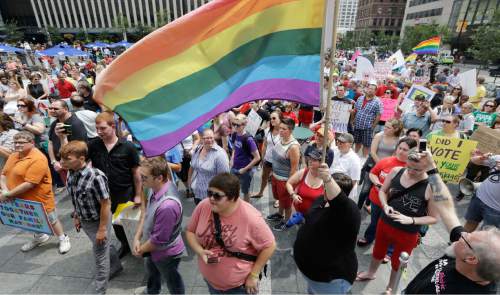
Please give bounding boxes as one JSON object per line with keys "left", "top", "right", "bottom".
{"left": 37, "top": 44, "right": 89, "bottom": 57}
{"left": 0, "top": 44, "right": 25, "bottom": 54}
{"left": 109, "top": 40, "right": 134, "bottom": 48}
{"left": 85, "top": 41, "right": 110, "bottom": 48}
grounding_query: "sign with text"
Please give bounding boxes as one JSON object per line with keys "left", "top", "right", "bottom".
{"left": 470, "top": 126, "right": 500, "bottom": 155}
{"left": 380, "top": 97, "right": 398, "bottom": 121}
{"left": 374, "top": 62, "right": 393, "bottom": 80}
{"left": 244, "top": 109, "right": 263, "bottom": 137}
{"left": 428, "top": 136, "right": 478, "bottom": 183}
{"left": 405, "top": 85, "right": 435, "bottom": 102}
{"left": 330, "top": 101, "right": 352, "bottom": 133}
{"left": 0, "top": 199, "right": 53, "bottom": 235}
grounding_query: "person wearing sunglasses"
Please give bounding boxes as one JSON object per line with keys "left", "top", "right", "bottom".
{"left": 26, "top": 72, "right": 48, "bottom": 101}
{"left": 132, "top": 157, "right": 186, "bottom": 295}
{"left": 405, "top": 228, "right": 499, "bottom": 294}
{"left": 473, "top": 99, "right": 498, "bottom": 130}
{"left": 13, "top": 97, "right": 45, "bottom": 146}
{"left": 426, "top": 114, "right": 466, "bottom": 141}
{"left": 186, "top": 173, "right": 276, "bottom": 295}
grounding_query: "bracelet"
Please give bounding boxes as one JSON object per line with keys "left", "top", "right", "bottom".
{"left": 249, "top": 272, "right": 259, "bottom": 279}
{"left": 426, "top": 168, "right": 439, "bottom": 175}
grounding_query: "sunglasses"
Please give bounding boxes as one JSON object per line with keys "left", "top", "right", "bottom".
{"left": 207, "top": 189, "right": 226, "bottom": 201}
{"left": 385, "top": 91, "right": 392, "bottom": 94}
{"left": 485, "top": 104, "right": 495, "bottom": 108}
{"left": 48, "top": 107, "right": 61, "bottom": 110}
{"left": 232, "top": 123, "right": 242, "bottom": 128}
{"left": 270, "top": 117, "right": 279, "bottom": 120}
{"left": 17, "top": 104, "right": 27, "bottom": 108}
{"left": 440, "top": 119, "right": 453, "bottom": 124}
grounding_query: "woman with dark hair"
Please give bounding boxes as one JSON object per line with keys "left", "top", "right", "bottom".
{"left": 26, "top": 72, "right": 48, "bottom": 100}
{"left": 13, "top": 97, "right": 45, "bottom": 146}
{"left": 450, "top": 86, "right": 462, "bottom": 103}
{"left": 473, "top": 99, "right": 497, "bottom": 129}
{"left": 0, "top": 112, "right": 19, "bottom": 169}
{"left": 251, "top": 111, "right": 282, "bottom": 199}
{"left": 186, "top": 173, "right": 276, "bottom": 294}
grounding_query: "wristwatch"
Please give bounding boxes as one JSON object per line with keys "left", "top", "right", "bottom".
{"left": 426, "top": 168, "right": 438, "bottom": 175}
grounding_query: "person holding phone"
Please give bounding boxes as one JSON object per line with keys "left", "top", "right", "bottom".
{"left": 186, "top": 173, "right": 275, "bottom": 294}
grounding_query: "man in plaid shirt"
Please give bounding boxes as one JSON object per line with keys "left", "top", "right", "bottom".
{"left": 60, "top": 141, "right": 123, "bottom": 294}
{"left": 352, "top": 83, "right": 382, "bottom": 158}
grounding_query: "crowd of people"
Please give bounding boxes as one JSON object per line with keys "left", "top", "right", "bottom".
{"left": 0, "top": 43, "right": 499, "bottom": 295}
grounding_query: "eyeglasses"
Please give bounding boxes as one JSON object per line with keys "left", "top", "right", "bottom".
{"left": 441, "top": 119, "right": 453, "bottom": 124}
{"left": 485, "top": 105, "right": 495, "bottom": 108}
{"left": 13, "top": 141, "right": 29, "bottom": 145}
{"left": 48, "top": 107, "right": 61, "bottom": 110}
{"left": 207, "top": 189, "right": 226, "bottom": 201}
{"left": 17, "top": 104, "right": 27, "bottom": 108}
{"left": 460, "top": 233, "right": 474, "bottom": 251}
{"left": 232, "top": 123, "right": 242, "bottom": 128}
{"left": 270, "top": 117, "right": 279, "bottom": 120}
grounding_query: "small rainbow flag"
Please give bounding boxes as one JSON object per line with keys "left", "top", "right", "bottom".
{"left": 405, "top": 53, "right": 417, "bottom": 62}
{"left": 412, "top": 36, "right": 441, "bottom": 55}
{"left": 94, "top": 0, "right": 325, "bottom": 156}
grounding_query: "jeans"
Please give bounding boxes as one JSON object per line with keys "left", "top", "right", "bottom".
{"left": 302, "top": 274, "right": 351, "bottom": 294}
{"left": 357, "top": 175, "right": 372, "bottom": 209}
{"left": 465, "top": 195, "right": 500, "bottom": 228}
{"left": 205, "top": 280, "right": 246, "bottom": 294}
{"left": 363, "top": 203, "right": 394, "bottom": 256}
{"left": 145, "top": 256, "right": 185, "bottom": 294}
{"left": 231, "top": 167, "right": 254, "bottom": 195}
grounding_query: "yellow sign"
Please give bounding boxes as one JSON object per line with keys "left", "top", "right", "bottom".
{"left": 428, "top": 136, "right": 478, "bottom": 183}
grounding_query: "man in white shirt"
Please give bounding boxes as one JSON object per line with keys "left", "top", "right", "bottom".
{"left": 70, "top": 95, "right": 97, "bottom": 139}
{"left": 447, "top": 68, "right": 461, "bottom": 88}
{"left": 329, "top": 133, "right": 361, "bottom": 199}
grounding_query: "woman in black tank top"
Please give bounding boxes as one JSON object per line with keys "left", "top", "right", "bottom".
{"left": 356, "top": 160, "right": 439, "bottom": 294}
{"left": 27, "top": 72, "right": 48, "bottom": 100}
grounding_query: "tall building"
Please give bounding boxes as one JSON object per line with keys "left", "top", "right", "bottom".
{"left": 354, "top": 0, "right": 408, "bottom": 36}
{"left": 401, "top": 0, "right": 454, "bottom": 35}
{"left": 0, "top": 0, "right": 211, "bottom": 33}
{"left": 339, "top": 0, "right": 359, "bottom": 34}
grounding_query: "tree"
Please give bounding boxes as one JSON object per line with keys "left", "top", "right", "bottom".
{"left": 373, "top": 32, "right": 399, "bottom": 53}
{"left": 339, "top": 31, "right": 356, "bottom": 50}
{"left": 113, "top": 15, "right": 129, "bottom": 41}
{"left": 156, "top": 9, "right": 172, "bottom": 27}
{"left": 97, "top": 30, "right": 113, "bottom": 42}
{"left": 469, "top": 10, "right": 500, "bottom": 66}
{"left": 2, "top": 20, "right": 23, "bottom": 43}
{"left": 400, "top": 24, "right": 451, "bottom": 54}
{"left": 75, "top": 29, "right": 89, "bottom": 43}
{"left": 134, "top": 24, "right": 154, "bottom": 38}
{"left": 47, "top": 26, "right": 64, "bottom": 45}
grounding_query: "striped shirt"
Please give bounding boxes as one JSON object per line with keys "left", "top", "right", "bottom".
{"left": 190, "top": 144, "right": 230, "bottom": 200}
{"left": 67, "top": 165, "right": 110, "bottom": 221}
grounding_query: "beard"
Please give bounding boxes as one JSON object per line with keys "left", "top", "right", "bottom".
{"left": 444, "top": 244, "right": 456, "bottom": 258}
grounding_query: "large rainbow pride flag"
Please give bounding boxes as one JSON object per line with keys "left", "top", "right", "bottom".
{"left": 412, "top": 36, "right": 441, "bottom": 55}
{"left": 94, "top": 0, "right": 325, "bottom": 156}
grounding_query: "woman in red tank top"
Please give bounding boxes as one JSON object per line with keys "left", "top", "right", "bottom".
{"left": 286, "top": 148, "right": 325, "bottom": 215}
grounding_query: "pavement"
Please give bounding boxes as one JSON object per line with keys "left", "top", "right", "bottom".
{"left": 0, "top": 169, "right": 471, "bottom": 294}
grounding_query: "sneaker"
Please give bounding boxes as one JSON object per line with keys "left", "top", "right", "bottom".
{"left": 286, "top": 212, "right": 304, "bottom": 227}
{"left": 133, "top": 286, "right": 147, "bottom": 295}
{"left": 455, "top": 192, "right": 465, "bottom": 202}
{"left": 21, "top": 234, "right": 50, "bottom": 252}
{"left": 273, "top": 221, "right": 288, "bottom": 231}
{"left": 266, "top": 213, "right": 283, "bottom": 222}
{"left": 58, "top": 235, "right": 71, "bottom": 254}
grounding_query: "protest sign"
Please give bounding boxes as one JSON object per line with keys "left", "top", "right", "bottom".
{"left": 380, "top": 97, "right": 398, "bottom": 121}
{"left": 470, "top": 126, "right": 500, "bottom": 154}
{"left": 405, "top": 85, "right": 435, "bottom": 101}
{"left": 0, "top": 199, "right": 53, "bottom": 235}
{"left": 413, "top": 76, "right": 430, "bottom": 85}
{"left": 329, "top": 101, "right": 352, "bottom": 133}
{"left": 388, "top": 50, "right": 405, "bottom": 69}
{"left": 399, "top": 98, "right": 414, "bottom": 114}
{"left": 374, "top": 62, "right": 393, "bottom": 80}
{"left": 244, "top": 109, "right": 263, "bottom": 137}
{"left": 355, "top": 56, "right": 375, "bottom": 81}
{"left": 428, "top": 136, "right": 478, "bottom": 183}
{"left": 458, "top": 69, "right": 477, "bottom": 97}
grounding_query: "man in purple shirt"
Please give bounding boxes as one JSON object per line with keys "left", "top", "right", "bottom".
{"left": 230, "top": 114, "right": 261, "bottom": 202}
{"left": 133, "top": 157, "right": 185, "bottom": 294}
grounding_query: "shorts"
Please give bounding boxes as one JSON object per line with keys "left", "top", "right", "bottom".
{"left": 271, "top": 175, "right": 292, "bottom": 209}
{"left": 230, "top": 167, "right": 254, "bottom": 195}
{"left": 264, "top": 160, "right": 273, "bottom": 168}
{"left": 298, "top": 109, "right": 314, "bottom": 125}
{"left": 353, "top": 129, "right": 374, "bottom": 147}
{"left": 465, "top": 196, "right": 500, "bottom": 228}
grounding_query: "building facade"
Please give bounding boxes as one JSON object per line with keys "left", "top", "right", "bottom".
{"left": 354, "top": 0, "right": 408, "bottom": 36}
{"left": 339, "top": 0, "right": 359, "bottom": 34}
{"left": 0, "top": 0, "right": 211, "bottom": 33}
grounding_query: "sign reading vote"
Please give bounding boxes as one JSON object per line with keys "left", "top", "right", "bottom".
{"left": 428, "top": 136, "right": 478, "bottom": 183}
{"left": 0, "top": 198, "right": 53, "bottom": 235}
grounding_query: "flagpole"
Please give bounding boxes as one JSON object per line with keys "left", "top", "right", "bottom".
{"left": 321, "top": 0, "right": 340, "bottom": 164}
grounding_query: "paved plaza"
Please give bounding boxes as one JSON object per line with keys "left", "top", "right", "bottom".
{"left": 0, "top": 173, "right": 469, "bottom": 294}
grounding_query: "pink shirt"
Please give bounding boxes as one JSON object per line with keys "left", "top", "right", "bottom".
{"left": 187, "top": 198, "right": 275, "bottom": 291}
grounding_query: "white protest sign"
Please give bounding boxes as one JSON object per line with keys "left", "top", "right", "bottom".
{"left": 374, "top": 62, "right": 393, "bottom": 80}
{"left": 329, "top": 101, "right": 352, "bottom": 133}
{"left": 244, "top": 109, "right": 263, "bottom": 137}
{"left": 388, "top": 50, "right": 405, "bottom": 69}
{"left": 355, "top": 56, "right": 375, "bottom": 81}
{"left": 458, "top": 69, "right": 477, "bottom": 97}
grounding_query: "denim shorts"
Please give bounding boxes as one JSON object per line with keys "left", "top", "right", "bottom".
{"left": 302, "top": 274, "right": 352, "bottom": 294}
{"left": 231, "top": 167, "right": 254, "bottom": 195}
{"left": 465, "top": 196, "right": 500, "bottom": 228}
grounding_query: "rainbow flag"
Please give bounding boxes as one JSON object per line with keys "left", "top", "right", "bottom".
{"left": 94, "top": 0, "right": 325, "bottom": 156}
{"left": 412, "top": 36, "right": 441, "bottom": 55}
{"left": 405, "top": 53, "right": 417, "bottom": 63}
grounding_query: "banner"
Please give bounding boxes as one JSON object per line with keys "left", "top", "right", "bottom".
{"left": 388, "top": 50, "right": 405, "bottom": 69}
{"left": 355, "top": 56, "right": 375, "bottom": 81}
{"left": 244, "top": 109, "right": 263, "bottom": 137}
{"left": 458, "top": 69, "right": 477, "bottom": 97}
{"left": 0, "top": 199, "right": 53, "bottom": 235}
{"left": 470, "top": 126, "right": 500, "bottom": 154}
{"left": 428, "top": 136, "right": 478, "bottom": 183}
{"left": 374, "top": 62, "right": 393, "bottom": 80}
{"left": 329, "top": 101, "right": 352, "bottom": 133}
{"left": 380, "top": 97, "right": 398, "bottom": 121}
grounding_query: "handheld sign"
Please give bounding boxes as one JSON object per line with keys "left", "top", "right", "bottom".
{"left": 380, "top": 97, "right": 398, "bottom": 121}
{"left": 428, "top": 136, "right": 478, "bottom": 183}
{"left": 330, "top": 101, "right": 352, "bottom": 133}
{"left": 244, "top": 109, "right": 263, "bottom": 137}
{"left": 0, "top": 199, "right": 53, "bottom": 235}
{"left": 470, "top": 126, "right": 500, "bottom": 154}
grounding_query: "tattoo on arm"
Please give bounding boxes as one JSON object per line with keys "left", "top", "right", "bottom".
{"left": 428, "top": 173, "right": 449, "bottom": 202}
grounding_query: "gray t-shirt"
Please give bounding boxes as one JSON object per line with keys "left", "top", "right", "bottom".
{"left": 476, "top": 155, "right": 500, "bottom": 211}
{"left": 402, "top": 111, "right": 432, "bottom": 136}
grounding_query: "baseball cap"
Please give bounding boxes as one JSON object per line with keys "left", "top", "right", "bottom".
{"left": 336, "top": 133, "right": 354, "bottom": 143}
{"left": 306, "top": 148, "right": 323, "bottom": 160}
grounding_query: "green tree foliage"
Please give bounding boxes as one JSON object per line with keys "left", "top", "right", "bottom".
{"left": 97, "top": 30, "right": 113, "bottom": 43}
{"left": 2, "top": 20, "right": 24, "bottom": 43}
{"left": 469, "top": 10, "right": 500, "bottom": 65}
{"left": 373, "top": 32, "right": 399, "bottom": 53}
{"left": 47, "top": 26, "right": 64, "bottom": 45}
{"left": 113, "top": 15, "right": 129, "bottom": 41}
{"left": 400, "top": 24, "right": 451, "bottom": 54}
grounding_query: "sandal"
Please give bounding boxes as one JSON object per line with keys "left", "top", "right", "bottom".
{"left": 357, "top": 238, "right": 371, "bottom": 247}
{"left": 273, "top": 200, "right": 279, "bottom": 208}
{"left": 382, "top": 255, "right": 391, "bottom": 264}
{"left": 355, "top": 271, "right": 376, "bottom": 281}
{"left": 250, "top": 193, "right": 263, "bottom": 199}
{"left": 364, "top": 204, "right": 372, "bottom": 214}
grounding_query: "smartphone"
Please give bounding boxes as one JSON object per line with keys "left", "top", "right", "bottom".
{"left": 207, "top": 256, "right": 220, "bottom": 264}
{"left": 419, "top": 140, "right": 427, "bottom": 152}
{"left": 63, "top": 124, "right": 72, "bottom": 136}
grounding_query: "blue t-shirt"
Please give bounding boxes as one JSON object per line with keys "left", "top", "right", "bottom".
{"left": 165, "top": 144, "right": 183, "bottom": 182}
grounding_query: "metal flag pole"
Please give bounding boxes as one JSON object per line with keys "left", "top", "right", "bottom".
{"left": 321, "top": 0, "right": 341, "bottom": 164}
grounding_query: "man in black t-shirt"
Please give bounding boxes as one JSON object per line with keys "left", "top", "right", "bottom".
{"left": 405, "top": 228, "right": 499, "bottom": 294}
{"left": 293, "top": 164, "right": 361, "bottom": 294}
